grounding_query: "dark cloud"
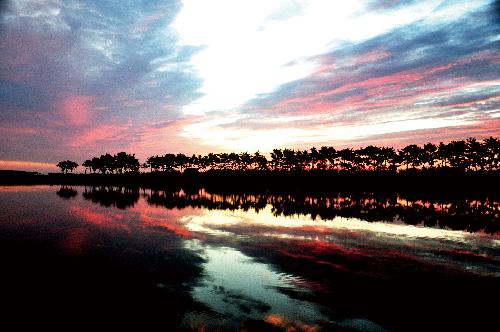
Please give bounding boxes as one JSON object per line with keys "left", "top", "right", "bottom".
{"left": 493, "top": 0, "right": 500, "bottom": 24}
{"left": 0, "top": 0, "right": 8, "bottom": 17}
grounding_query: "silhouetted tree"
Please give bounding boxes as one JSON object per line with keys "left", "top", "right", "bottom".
{"left": 318, "top": 146, "right": 336, "bottom": 170}
{"left": 466, "top": 138, "right": 483, "bottom": 171}
{"left": 483, "top": 136, "right": 500, "bottom": 170}
{"left": 359, "top": 145, "right": 384, "bottom": 170}
{"left": 437, "top": 142, "right": 451, "bottom": 168}
{"left": 399, "top": 144, "right": 422, "bottom": 170}
{"left": 207, "top": 153, "right": 220, "bottom": 170}
{"left": 422, "top": 143, "right": 437, "bottom": 169}
{"left": 124, "top": 153, "right": 140, "bottom": 173}
{"left": 448, "top": 140, "right": 467, "bottom": 171}
{"left": 91, "top": 157, "right": 100, "bottom": 173}
{"left": 252, "top": 151, "right": 268, "bottom": 170}
{"left": 282, "top": 149, "right": 296, "bottom": 171}
{"left": 56, "top": 160, "right": 79, "bottom": 174}
{"left": 239, "top": 152, "right": 252, "bottom": 171}
{"left": 296, "top": 150, "right": 309, "bottom": 171}
{"left": 309, "top": 147, "right": 320, "bottom": 170}
{"left": 175, "top": 153, "right": 189, "bottom": 172}
{"left": 99, "top": 153, "right": 115, "bottom": 174}
{"left": 338, "top": 148, "right": 356, "bottom": 172}
{"left": 381, "top": 147, "right": 397, "bottom": 170}
{"left": 82, "top": 159, "right": 92, "bottom": 174}
{"left": 271, "top": 149, "right": 283, "bottom": 171}
{"left": 146, "top": 155, "right": 161, "bottom": 172}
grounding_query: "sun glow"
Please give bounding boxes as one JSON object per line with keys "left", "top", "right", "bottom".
{"left": 172, "top": 0, "right": 444, "bottom": 115}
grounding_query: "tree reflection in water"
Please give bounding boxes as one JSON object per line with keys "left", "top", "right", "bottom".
{"left": 78, "top": 186, "right": 498, "bottom": 234}
{"left": 82, "top": 186, "right": 140, "bottom": 209}
{"left": 0, "top": 186, "right": 206, "bottom": 331}
{"left": 56, "top": 185, "right": 78, "bottom": 199}
{"left": 73, "top": 185, "right": 500, "bottom": 331}
{"left": 1, "top": 185, "right": 491, "bottom": 331}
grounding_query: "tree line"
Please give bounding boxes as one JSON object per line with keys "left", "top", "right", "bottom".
{"left": 56, "top": 152, "right": 141, "bottom": 174}
{"left": 57, "top": 136, "right": 500, "bottom": 174}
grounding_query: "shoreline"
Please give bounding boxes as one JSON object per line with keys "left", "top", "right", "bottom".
{"left": 1, "top": 170, "right": 499, "bottom": 195}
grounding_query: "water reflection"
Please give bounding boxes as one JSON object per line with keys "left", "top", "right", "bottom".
{"left": 185, "top": 241, "right": 332, "bottom": 331}
{"left": 82, "top": 186, "right": 140, "bottom": 209}
{"left": 0, "top": 186, "right": 205, "bottom": 330}
{"left": 0, "top": 185, "right": 498, "bottom": 331}
{"left": 81, "top": 186, "right": 499, "bottom": 234}
{"left": 56, "top": 185, "right": 78, "bottom": 199}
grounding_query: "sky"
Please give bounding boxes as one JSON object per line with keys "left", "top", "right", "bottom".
{"left": 0, "top": 0, "right": 499, "bottom": 172}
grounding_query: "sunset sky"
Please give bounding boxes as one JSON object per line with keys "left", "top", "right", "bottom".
{"left": 1, "top": 0, "right": 499, "bottom": 172}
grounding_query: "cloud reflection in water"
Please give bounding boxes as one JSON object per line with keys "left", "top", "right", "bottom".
{"left": 0, "top": 185, "right": 498, "bottom": 331}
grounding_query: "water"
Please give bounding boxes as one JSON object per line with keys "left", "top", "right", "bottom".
{"left": 0, "top": 185, "right": 498, "bottom": 331}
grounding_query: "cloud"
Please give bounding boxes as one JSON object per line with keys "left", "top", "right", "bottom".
{"left": 178, "top": 0, "right": 499, "bottom": 152}
{"left": 68, "top": 122, "right": 133, "bottom": 148}
{"left": 173, "top": 0, "right": 449, "bottom": 115}
{"left": 58, "top": 95, "right": 96, "bottom": 126}
{"left": 0, "top": 0, "right": 203, "bottom": 166}
{"left": 0, "top": 1, "right": 498, "bottom": 170}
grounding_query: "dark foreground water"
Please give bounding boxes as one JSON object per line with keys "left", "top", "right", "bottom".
{"left": 0, "top": 186, "right": 498, "bottom": 331}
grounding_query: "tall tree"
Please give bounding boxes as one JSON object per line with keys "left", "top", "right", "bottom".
{"left": 239, "top": 152, "right": 252, "bottom": 171}
{"left": 381, "top": 147, "right": 397, "bottom": 170}
{"left": 483, "top": 137, "right": 500, "bottom": 170}
{"left": 337, "top": 148, "right": 356, "bottom": 172}
{"left": 82, "top": 159, "right": 92, "bottom": 174}
{"left": 175, "top": 153, "right": 189, "bottom": 172}
{"left": 252, "top": 151, "right": 268, "bottom": 170}
{"left": 422, "top": 143, "right": 437, "bottom": 169}
{"left": 398, "top": 144, "right": 422, "bottom": 170}
{"left": 56, "top": 160, "right": 79, "bottom": 174}
{"left": 271, "top": 149, "right": 283, "bottom": 171}
{"left": 448, "top": 140, "right": 467, "bottom": 171}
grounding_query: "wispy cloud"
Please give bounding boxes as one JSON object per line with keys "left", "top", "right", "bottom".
{"left": 0, "top": 0, "right": 498, "bottom": 170}
{"left": 178, "top": 0, "right": 499, "bottom": 151}
{"left": 173, "top": 0, "right": 450, "bottom": 115}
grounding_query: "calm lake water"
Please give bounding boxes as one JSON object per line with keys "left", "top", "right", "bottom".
{"left": 0, "top": 185, "right": 498, "bottom": 331}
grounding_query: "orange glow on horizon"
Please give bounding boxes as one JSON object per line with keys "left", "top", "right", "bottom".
{"left": 0, "top": 160, "right": 58, "bottom": 172}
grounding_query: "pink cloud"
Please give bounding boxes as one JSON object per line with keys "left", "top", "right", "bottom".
{"left": 317, "top": 69, "right": 425, "bottom": 99}
{"left": 58, "top": 95, "right": 96, "bottom": 126}
{"left": 0, "top": 126, "right": 38, "bottom": 135}
{"left": 312, "top": 49, "right": 390, "bottom": 76}
{"left": 269, "top": 58, "right": 495, "bottom": 118}
{"left": 69, "top": 123, "right": 131, "bottom": 147}
{"left": 352, "top": 48, "right": 390, "bottom": 65}
{"left": 344, "top": 119, "right": 500, "bottom": 148}
{"left": 271, "top": 68, "right": 426, "bottom": 113}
